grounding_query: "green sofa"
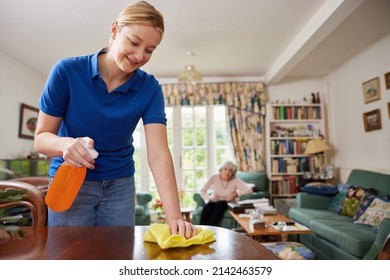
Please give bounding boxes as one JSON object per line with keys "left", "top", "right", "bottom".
{"left": 192, "top": 171, "right": 269, "bottom": 229}
{"left": 289, "top": 169, "right": 390, "bottom": 260}
{"left": 135, "top": 191, "right": 152, "bottom": 225}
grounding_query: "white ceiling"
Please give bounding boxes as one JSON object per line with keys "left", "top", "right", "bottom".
{"left": 1, "top": 0, "right": 390, "bottom": 85}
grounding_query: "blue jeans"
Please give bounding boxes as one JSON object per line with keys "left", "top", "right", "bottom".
{"left": 48, "top": 177, "right": 135, "bottom": 226}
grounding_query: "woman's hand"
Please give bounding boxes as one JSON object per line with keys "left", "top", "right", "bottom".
{"left": 62, "top": 137, "right": 96, "bottom": 169}
{"left": 209, "top": 194, "right": 218, "bottom": 202}
{"left": 168, "top": 219, "right": 198, "bottom": 238}
{"left": 226, "top": 192, "right": 237, "bottom": 202}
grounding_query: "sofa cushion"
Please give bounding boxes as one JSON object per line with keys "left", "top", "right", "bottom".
{"left": 354, "top": 196, "right": 390, "bottom": 227}
{"left": 289, "top": 208, "right": 350, "bottom": 226}
{"left": 309, "top": 219, "right": 377, "bottom": 258}
{"left": 301, "top": 182, "right": 338, "bottom": 196}
{"left": 328, "top": 190, "right": 348, "bottom": 213}
{"left": 340, "top": 186, "right": 370, "bottom": 217}
{"left": 352, "top": 192, "right": 379, "bottom": 221}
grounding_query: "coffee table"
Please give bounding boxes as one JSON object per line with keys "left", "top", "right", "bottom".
{"left": 180, "top": 207, "right": 193, "bottom": 222}
{"left": 228, "top": 210, "right": 311, "bottom": 241}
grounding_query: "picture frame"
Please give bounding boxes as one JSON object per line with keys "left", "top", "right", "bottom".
{"left": 385, "top": 72, "right": 390, "bottom": 90}
{"left": 388, "top": 103, "right": 390, "bottom": 119}
{"left": 362, "top": 109, "right": 382, "bottom": 132}
{"left": 18, "top": 103, "right": 39, "bottom": 140}
{"left": 362, "top": 77, "right": 381, "bottom": 104}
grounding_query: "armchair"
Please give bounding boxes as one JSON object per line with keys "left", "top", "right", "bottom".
{"left": 135, "top": 191, "right": 152, "bottom": 225}
{"left": 10, "top": 176, "right": 49, "bottom": 194}
{"left": 192, "top": 171, "right": 269, "bottom": 229}
{"left": 236, "top": 171, "right": 269, "bottom": 199}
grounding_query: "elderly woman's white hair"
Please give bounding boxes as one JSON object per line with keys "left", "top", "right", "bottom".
{"left": 218, "top": 160, "right": 238, "bottom": 177}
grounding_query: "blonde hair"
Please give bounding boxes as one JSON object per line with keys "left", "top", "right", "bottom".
{"left": 219, "top": 160, "right": 238, "bottom": 177}
{"left": 116, "top": 1, "right": 164, "bottom": 35}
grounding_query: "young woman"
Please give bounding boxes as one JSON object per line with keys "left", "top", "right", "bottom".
{"left": 200, "top": 161, "right": 253, "bottom": 226}
{"left": 34, "top": 1, "right": 196, "bottom": 238}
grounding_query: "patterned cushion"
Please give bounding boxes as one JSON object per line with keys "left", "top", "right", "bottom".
{"left": 340, "top": 187, "right": 368, "bottom": 217}
{"left": 352, "top": 192, "right": 378, "bottom": 221}
{"left": 354, "top": 197, "right": 390, "bottom": 227}
{"left": 301, "top": 182, "right": 338, "bottom": 196}
{"left": 328, "top": 192, "right": 347, "bottom": 213}
{"left": 328, "top": 183, "right": 349, "bottom": 213}
{"left": 262, "top": 242, "right": 315, "bottom": 260}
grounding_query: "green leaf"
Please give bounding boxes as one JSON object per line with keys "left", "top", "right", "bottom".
{"left": 0, "top": 187, "right": 28, "bottom": 238}
{"left": 1, "top": 214, "right": 27, "bottom": 224}
{"left": 0, "top": 225, "right": 25, "bottom": 238}
{"left": 0, "top": 188, "right": 28, "bottom": 202}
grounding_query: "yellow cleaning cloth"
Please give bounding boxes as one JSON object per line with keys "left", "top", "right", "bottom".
{"left": 143, "top": 224, "right": 216, "bottom": 249}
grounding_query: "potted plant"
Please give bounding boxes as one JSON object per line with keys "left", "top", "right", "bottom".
{"left": 0, "top": 188, "right": 28, "bottom": 238}
{"left": 151, "top": 198, "right": 165, "bottom": 223}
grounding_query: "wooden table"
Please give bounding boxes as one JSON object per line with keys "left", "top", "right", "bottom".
{"left": 0, "top": 226, "right": 279, "bottom": 260}
{"left": 229, "top": 211, "right": 311, "bottom": 240}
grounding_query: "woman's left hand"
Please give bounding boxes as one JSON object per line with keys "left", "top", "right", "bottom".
{"left": 168, "top": 219, "right": 197, "bottom": 238}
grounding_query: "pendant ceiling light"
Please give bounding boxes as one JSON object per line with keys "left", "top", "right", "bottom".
{"left": 178, "top": 51, "right": 202, "bottom": 84}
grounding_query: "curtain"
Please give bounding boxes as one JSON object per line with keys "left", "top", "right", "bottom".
{"left": 161, "top": 82, "right": 266, "bottom": 172}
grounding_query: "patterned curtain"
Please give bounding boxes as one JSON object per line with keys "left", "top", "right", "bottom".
{"left": 161, "top": 82, "right": 266, "bottom": 172}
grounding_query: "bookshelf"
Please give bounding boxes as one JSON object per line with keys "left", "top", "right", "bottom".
{"left": 265, "top": 102, "right": 327, "bottom": 203}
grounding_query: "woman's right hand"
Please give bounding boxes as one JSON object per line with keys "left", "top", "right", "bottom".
{"left": 226, "top": 192, "right": 237, "bottom": 202}
{"left": 62, "top": 137, "right": 96, "bottom": 169}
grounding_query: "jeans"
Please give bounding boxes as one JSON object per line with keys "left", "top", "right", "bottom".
{"left": 48, "top": 177, "right": 135, "bottom": 226}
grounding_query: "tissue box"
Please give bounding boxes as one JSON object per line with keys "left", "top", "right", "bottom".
{"left": 249, "top": 220, "right": 267, "bottom": 232}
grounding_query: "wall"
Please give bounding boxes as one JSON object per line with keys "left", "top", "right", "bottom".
{"left": 267, "top": 78, "right": 327, "bottom": 104}
{"left": 327, "top": 32, "right": 390, "bottom": 179}
{"left": 267, "top": 32, "right": 390, "bottom": 180}
{"left": 0, "top": 51, "right": 46, "bottom": 158}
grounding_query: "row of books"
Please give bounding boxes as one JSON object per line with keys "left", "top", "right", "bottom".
{"left": 271, "top": 157, "right": 310, "bottom": 174}
{"left": 270, "top": 139, "right": 308, "bottom": 155}
{"left": 271, "top": 176, "right": 300, "bottom": 195}
{"left": 308, "top": 155, "right": 325, "bottom": 174}
{"left": 272, "top": 106, "right": 321, "bottom": 120}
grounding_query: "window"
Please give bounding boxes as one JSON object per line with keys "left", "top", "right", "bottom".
{"left": 181, "top": 106, "right": 208, "bottom": 192}
{"left": 132, "top": 122, "right": 143, "bottom": 192}
{"left": 134, "top": 105, "right": 233, "bottom": 207}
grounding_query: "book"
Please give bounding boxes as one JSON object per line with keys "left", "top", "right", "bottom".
{"left": 271, "top": 222, "right": 310, "bottom": 232}
{"left": 237, "top": 198, "right": 269, "bottom": 205}
{"left": 227, "top": 202, "right": 254, "bottom": 214}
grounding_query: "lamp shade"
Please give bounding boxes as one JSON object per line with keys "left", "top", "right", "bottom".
{"left": 304, "top": 139, "right": 330, "bottom": 155}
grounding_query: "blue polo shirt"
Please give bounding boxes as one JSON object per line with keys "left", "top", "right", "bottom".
{"left": 39, "top": 50, "right": 166, "bottom": 180}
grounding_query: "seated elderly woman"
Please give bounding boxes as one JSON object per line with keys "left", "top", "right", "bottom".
{"left": 200, "top": 161, "right": 253, "bottom": 226}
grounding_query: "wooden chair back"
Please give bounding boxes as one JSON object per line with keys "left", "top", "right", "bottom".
{"left": 10, "top": 176, "right": 49, "bottom": 194}
{"left": 0, "top": 181, "right": 47, "bottom": 227}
